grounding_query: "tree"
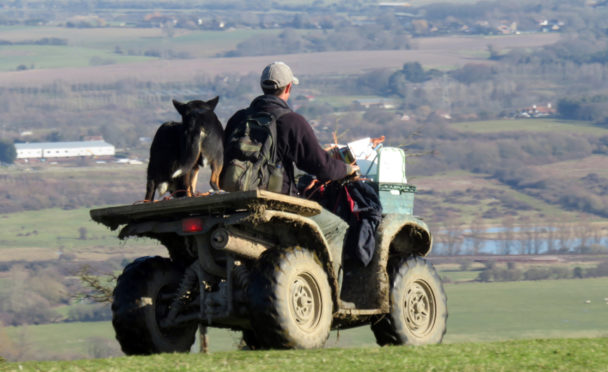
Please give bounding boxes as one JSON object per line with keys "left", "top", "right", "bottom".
{"left": 451, "top": 64, "right": 495, "bottom": 85}
{"left": 530, "top": 225, "right": 545, "bottom": 255}
{"left": 388, "top": 71, "right": 408, "bottom": 98}
{"left": 545, "top": 219, "right": 558, "bottom": 254}
{"left": 78, "top": 227, "right": 88, "bottom": 240}
{"left": 439, "top": 218, "right": 463, "bottom": 256}
{"left": 468, "top": 217, "right": 486, "bottom": 255}
{"left": 0, "top": 140, "right": 16, "bottom": 164}
{"left": 573, "top": 219, "right": 594, "bottom": 253}
{"left": 45, "top": 131, "right": 64, "bottom": 142}
{"left": 402, "top": 62, "right": 429, "bottom": 83}
{"left": 557, "top": 221, "right": 572, "bottom": 253}
{"left": 499, "top": 217, "right": 515, "bottom": 255}
{"left": 77, "top": 265, "right": 116, "bottom": 303}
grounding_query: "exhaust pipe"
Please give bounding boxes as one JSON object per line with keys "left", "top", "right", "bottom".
{"left": 210, "top": 228, "right": 268, "bottom": 259}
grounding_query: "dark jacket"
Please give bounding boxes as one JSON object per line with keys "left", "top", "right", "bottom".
{"left": 224, "top": 95, "right": 348, "bottom": 195}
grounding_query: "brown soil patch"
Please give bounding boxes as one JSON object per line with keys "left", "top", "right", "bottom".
{"left": 414, "top": 172, "right": 501, "bottom": 192}
{"left": 530, "top": 155, "right": 608, "bottom": 180}
{"left": 0, "top": 34, "right": 561, "bottom": 87}
{"left": 0, "top": 247, "right": 60, "bottom": 262}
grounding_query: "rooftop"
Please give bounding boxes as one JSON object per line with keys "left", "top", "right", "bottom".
{"left": 15, "top": 140, "right": 114, "bottom": 150}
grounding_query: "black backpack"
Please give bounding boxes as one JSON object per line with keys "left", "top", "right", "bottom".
{"left": 221, "top": 107, "right": 290, "bottom": 192}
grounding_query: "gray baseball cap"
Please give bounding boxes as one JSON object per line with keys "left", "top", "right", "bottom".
{"left": 260, "top": 61, "right": 299, "bottom": 90}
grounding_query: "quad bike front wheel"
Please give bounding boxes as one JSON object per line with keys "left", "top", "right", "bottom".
{"left": 247, "top": 247, "right": 333, "bottom": 349}
{"left": 112, "top": 256, "right": 197, "bottom": 355}
{"left": 371, "top": 256, "right": 447, "bottom": 346}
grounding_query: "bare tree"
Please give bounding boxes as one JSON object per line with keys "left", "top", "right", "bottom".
{"left": 517, "top": 217, "right": 531, "bottom": 255}
{"left": 591, "top": 223, "right": 605, "bottom": 246}
{"left": 573, "top": 218, "right": 594, "bottom": 254}
{"left": 439, "top": 218, "right": 463, "bottom": 256}
{"left": 500, "top": 216, "right": 515, "bottom": 255}
{"left": 468, "top": 217, "right": 486, "bottom": 256}
{"left": 78, "top": 226, "right": 88, "bottom": 240}
{"left": 524, "top": 222, "right": 545, "bottom": 255}
{"left": 545, "top": 219, "right": 557, "bottom": 254}
{"left": 76, "top": 266, "right": 116, "bottom": 304}
{"left": 557, "top": 220, "right": 572, "bottom": 253}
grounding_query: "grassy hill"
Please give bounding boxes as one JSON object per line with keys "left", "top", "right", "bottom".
{"left": 3, "top": 277, "right": 607, "bottom": 361}
{"left": 2, "top": 337, "right": 607, "bottom": 371}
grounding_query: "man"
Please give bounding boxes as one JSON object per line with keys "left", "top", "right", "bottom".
{"left": 223, "top": 61, "right": 359, "bottom": 195}
{"left": 223, "top": 61, "right": 358, "bottom": 259}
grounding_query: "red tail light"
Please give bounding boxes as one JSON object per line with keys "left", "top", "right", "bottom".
{"left": 182, "top": 217, "right": 204, "bottom": 233}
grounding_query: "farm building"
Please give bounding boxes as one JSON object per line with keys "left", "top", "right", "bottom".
{"left": 15, "top": 140, "right": 115, "bottom": 162}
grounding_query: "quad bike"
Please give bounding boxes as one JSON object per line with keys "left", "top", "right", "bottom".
{"left": 90, "top": 149, "right": 447, "bottom": 354}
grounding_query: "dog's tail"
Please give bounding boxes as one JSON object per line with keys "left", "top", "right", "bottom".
{"left": 172, "top": 168, "right": 186, "bottom": 178}
{"left": 171, "top": 154, "right": 200, "bottom": 179}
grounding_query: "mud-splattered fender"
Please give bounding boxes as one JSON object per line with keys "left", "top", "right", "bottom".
{"left": 368, "top": 214, "right": 434, "bottom": 312}
{"left": 245, "top": 209, "right": 342, "bottom": 311}
{"left": 376, "top": 213, "right": 433, "bottom": 259}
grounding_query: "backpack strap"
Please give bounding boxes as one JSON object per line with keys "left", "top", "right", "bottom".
{"left": 266, "top": 108, "right": 293, "bottom": 193}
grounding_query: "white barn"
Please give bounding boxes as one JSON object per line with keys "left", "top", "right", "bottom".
{"left": 15, "top": 140, "right": 115, "bottom": 161}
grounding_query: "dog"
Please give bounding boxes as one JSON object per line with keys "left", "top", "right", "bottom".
{"left": 145, "top": 97, "right": 224, "bottom": 202}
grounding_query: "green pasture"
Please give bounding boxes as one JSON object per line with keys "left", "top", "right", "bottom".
{"left": 451, "top": 118, "right": 608, "bottom": 135}
{"left": 440, "top": 269, "right": 480, "bottom": 282}
{"left": 0, "top": 207, "right": 112, "bottom": 248}
{"left": 3, "top": 278, "right": 607, "bottom": 361}
{"left": 0, "top": 44, "right": 152, "bottom": 71}
{"left": 4, "top": 322, "right": 116, "bottom": 358}
{"left": 3, "top": 338, "right": 608, "bottom": 372}
{"left": 0, "top": 26, "right": 281, "bottom": 72}
{"left": 0, "top": 205, "right": 156, "bottom": 257}
{"left": 445, "top": 278, "right": 608, "bottom": 342}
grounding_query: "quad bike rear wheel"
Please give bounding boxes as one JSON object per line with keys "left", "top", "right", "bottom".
{"left": 371, "top": 256, "right": 447, "bottom": 346}
{"left": 247, "top": 247, "right": 333, "bottom": 349}
{"left": 112, "top": 256, "right": 197, "bottom": 355}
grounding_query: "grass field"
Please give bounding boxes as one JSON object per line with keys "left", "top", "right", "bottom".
{"left": 0, "top": 44, "right": 153, "bottom": 71}
{"left": 0, "top": 205, "right": 162, "bottom": 261}
{"left": 3, "top": 337, "right": 607, "bottom": 371}
{"left": 3, "top": 277, "right": 607, "bottom": 362}
{"left": 0, "top": 26, "right": 281, "bottom": 72}
{"left": 451, "top": 118, "right": 608, "bottom": 135}
{"left": 445, "top": 278, "right": 608, "bottom": 342}
{"left": 0, "top": 32, "right": 560, "bottom": 87}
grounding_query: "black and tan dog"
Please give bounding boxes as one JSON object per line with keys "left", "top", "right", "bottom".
{"left": 145, "top": 97, "right": 223, "bottom": 202}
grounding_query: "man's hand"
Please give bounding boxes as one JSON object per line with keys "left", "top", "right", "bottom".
{"left": 345, "top": 164, "right": 361, "bottom": 181}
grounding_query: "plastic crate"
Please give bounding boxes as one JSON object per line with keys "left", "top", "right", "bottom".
{"left": 377, "top": 183, "right": 416, "bottom": 215}
{"left": 358, "top": 146, "right": 407, "bottom": 184}
{"left": 348, "top": 144, "right": 414, "bottom": 214}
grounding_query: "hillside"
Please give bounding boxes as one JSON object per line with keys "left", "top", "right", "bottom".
{"left": 2, "top": 338, "right": 607, "bottom": 371}
{"left": 1, "top": 0, "right": 608, "bottom": 365}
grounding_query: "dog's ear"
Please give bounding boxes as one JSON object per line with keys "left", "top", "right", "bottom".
{"left": 173, "top": 99, "right": 187, "bottom": 116}
{"left": 206, "top": 96, "right": 219, "bottom": 111}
